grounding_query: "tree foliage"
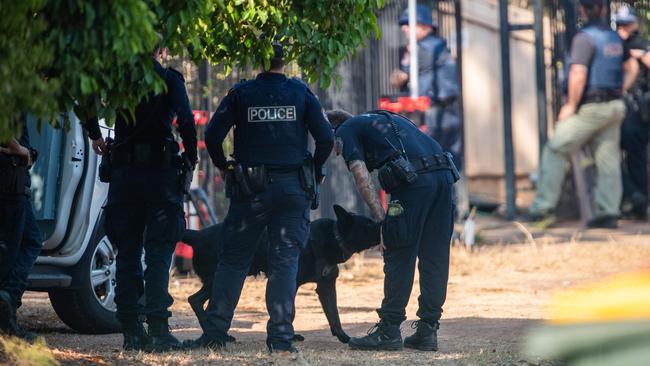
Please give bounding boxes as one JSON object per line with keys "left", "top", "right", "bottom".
{"left": 0, "top": 0, "right": 384, "bottom": 141}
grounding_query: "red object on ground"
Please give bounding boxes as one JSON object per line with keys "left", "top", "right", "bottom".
{"left": 378, "top": 96, "right": 430, "bottom": 113}
{"left": 380, "top": 189, "right": 387, "bottom": 211}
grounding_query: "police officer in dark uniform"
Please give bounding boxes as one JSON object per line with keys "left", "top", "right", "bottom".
{"left": 326, "top": 109, "right": 457, "bottom": 351}
{"left": 84, "top": 41, "right": 197, "bottom": 352}
{"left": 0, "top": 119, "right": 42, "bottom": 341}
{"left": 615, "top": 5, "right": 650, "bottom": 220}
{"left": 188, "top": 44, "right": 333, "bottom": 353}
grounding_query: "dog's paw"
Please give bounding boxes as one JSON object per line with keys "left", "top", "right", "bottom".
{"left": 227, "top": 335, "right": 237, "bottom": 343}
{"left": 335, "top": 332, "right": 350, "bottom": 344}
{"left": 293, "top": 334, "right": 305, "bottom": 342}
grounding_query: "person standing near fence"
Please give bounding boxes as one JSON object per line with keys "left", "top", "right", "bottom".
{"left": 526, "top": 0, "right": 638, "bottom": 228}
{"left": 390, "top": 4, "right": 463, "bottom": 170}
{"left": 615, "top": 5, "right": 650, "bottom": 220}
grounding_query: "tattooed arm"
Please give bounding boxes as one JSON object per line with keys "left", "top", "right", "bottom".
{"left": 349, "top": 160, "right": 385, "bottom": 222}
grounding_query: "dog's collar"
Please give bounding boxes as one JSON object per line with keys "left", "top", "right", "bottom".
{"left": 333, "top": 223, "right": 353, "bottom": 260}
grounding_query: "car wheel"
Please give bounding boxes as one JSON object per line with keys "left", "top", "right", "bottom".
{"left": 49, "top": 233, "right": 121, "bottom": 334}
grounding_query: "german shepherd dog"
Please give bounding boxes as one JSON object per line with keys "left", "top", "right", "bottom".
{"left": 181, "top": 205, "right": 380, "bottom": 343}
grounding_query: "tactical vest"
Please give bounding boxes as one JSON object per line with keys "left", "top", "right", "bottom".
{"left": 416, "top": 35, "right": 460, "bottom": 102}
{"left": 230, "top": 77, "right": 308, "bottom": 168}
{"left": 582, "top": 25, "right": 624, "bottom": 94}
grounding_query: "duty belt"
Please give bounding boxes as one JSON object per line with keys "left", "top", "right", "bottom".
{"left": 266, "top": 169, "right": 300, "bottom": 182}
{"left": 583, "top": 90, "right": 622, "bottom": 104}
{"left": 112, "top": 143, "right": 176, "bottom": 167}
{"left": 411, "top": 153, "right": 453, "bottom": 173}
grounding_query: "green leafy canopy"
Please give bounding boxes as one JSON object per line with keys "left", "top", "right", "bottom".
{"left": 0, "top": 0, "right": 384, "bottom": 141}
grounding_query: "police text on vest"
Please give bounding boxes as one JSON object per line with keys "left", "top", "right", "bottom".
{"left": 248, "top": 106, "right": 297, "bottom": 122}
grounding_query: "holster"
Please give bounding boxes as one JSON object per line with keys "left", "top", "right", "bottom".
{"left": 224, "top": 162, "right": 265, "bottom": 199}
{"left": 299, "top": 157, "right": 319, "bottom": 210}
{"left": 0, "top": 154, "right": 28, "bottom": 195}
{"left": 178, "top": 153, "right": 195, "bottom": 194}
{"left": 377, "top": 154, "right": 419, "bottom": 193}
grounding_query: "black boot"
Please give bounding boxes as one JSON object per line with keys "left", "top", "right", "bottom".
{"left": 404, "top": 320, "right": 438, "bottom": 351}
{"left": 586, "top": 215, "right": 618, "bottom": 229}
{"left": 146, "top": 317, "right": 183, "bottom": 353}
{"left": 121, "top": 320, "right": 150, "bottom": 351}
{"left": 348, "top": 321, "right": 403, "bottom": 351}
{"left": 0, "top": 290, "right": 37, "bottom": 342}
{"left": 183, "top": 333, "right": 226, "bottom": 350}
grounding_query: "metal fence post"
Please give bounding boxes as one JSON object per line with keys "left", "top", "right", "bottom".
{"left": 534, "top": 0, "right": 548, "bottom": 155}
{"left": 499, "top": 0, "right": 517, "bottom": 220}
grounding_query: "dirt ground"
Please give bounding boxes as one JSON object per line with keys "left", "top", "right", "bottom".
{"left": 11, "top": 219, "right": 650, "bottom": 365}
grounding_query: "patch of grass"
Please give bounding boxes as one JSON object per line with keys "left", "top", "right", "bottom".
{"left": 0, "top": 336, "right": 59, "bottom": 366}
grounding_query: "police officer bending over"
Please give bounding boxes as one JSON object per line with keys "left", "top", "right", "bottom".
{"left": 327, "top": 109, "right": 458, "bottom": 351}
{"left": 85, "top": 40, "right": 198, "bottom": 352}
{"left": 188, "top": 44, "right": 333, "bottom": 353}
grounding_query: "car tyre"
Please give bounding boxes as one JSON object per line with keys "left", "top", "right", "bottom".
{"left": 49, "top": 223, "right": 121, "bottom": 334}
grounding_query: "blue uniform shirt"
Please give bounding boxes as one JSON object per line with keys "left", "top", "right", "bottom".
{"left": 205, "top": 72, "right": 334, "bottom": 170}
{"left": 84, "top": 60, "right": 198, "bottom": 162}
{"left": 335, "top": 112, "right": 443, "bottom": 172}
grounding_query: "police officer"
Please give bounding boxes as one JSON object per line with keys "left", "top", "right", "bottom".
{"left": 0, "top": 118, "right": 42, "bottom": 341}
{"left": 390, "top": 4, "right": 463, "bottom": 169}
{"left": 527, "top": 0, "right": 637, "bottom": 228}
{"left": 188, "top": 44, "right": 333, "bottom": 353}
{"left": 326, "top": 109, "right": 456, "bottom": 351}
{"left": 84, "top": 40, "right": 198, "bottom": 352}
{"left": 615, "top": 5, "right": 650, "bottom": 220}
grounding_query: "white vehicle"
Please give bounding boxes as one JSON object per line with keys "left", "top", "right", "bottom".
{"left": 26, "top": 113, "right": 119, "bottom": 333}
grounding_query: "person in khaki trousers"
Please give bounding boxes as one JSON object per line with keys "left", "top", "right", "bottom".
{"left": 527, "top": 0, "right": 638, "bottom": 228}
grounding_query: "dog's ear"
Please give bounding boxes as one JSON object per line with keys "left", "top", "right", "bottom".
{"left": 333, "top": 204, "right": 352, "bottom": 222}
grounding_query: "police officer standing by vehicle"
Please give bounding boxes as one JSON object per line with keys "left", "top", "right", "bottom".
{"left": 85, "top": 39, "right": 197, "bottom": 352}
{"left": 527, "top": 0, "right": 637, "bottom": 228}
{"left": 615, "top": 5, "right": 650, "bottom": 220}
{"left": 326, "top": 109, "right": 458, "bottom": 352}
{"left": 0, "top": 118, "right": 42, "bottom": 341}
{"left": 188, "top": 44, "right": 333, "bottom": 353}
{"left": 390, "top": 4, "right": 462, "bottom": 169}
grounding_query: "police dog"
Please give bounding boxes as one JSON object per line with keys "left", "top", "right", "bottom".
{"left": 182, "top": 205, "right": 380, "bottom": 344}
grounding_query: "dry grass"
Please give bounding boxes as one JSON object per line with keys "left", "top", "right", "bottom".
{"left": 0, "top": 337, "right": 59, "bottom": 366}
{"left": 17, "top": 238, "right": 650, "bottom": 366}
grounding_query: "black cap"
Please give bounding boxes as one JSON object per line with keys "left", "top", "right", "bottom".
{"left": 579, "top": 0, "right": 604, "bottom": 7}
